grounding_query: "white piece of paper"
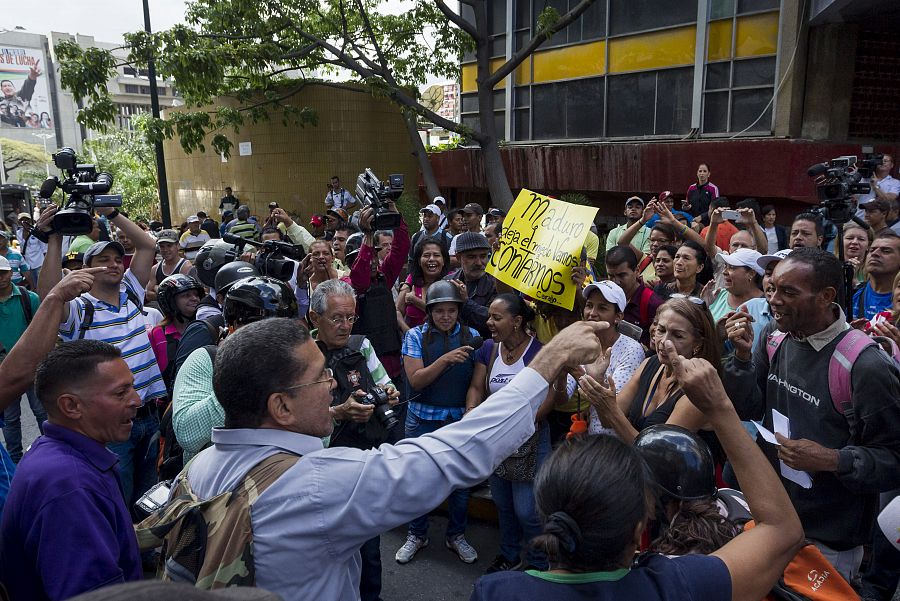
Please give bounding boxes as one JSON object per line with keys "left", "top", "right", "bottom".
{"left": 771, "top": 409, "right": 813, "bottom": 489}
{"left": 752, "top": 421, "right": 779, "bottom": 445}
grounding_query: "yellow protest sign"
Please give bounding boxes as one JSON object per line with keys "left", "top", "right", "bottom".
{"left": 487, "top": 189, "right": 598, "bottom": 310}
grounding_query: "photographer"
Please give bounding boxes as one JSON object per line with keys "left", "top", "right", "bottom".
{"left": 325, "top": 175, "right": 358, "bottom": 212}
{"left": 347, "top": 205, "right": 410, "bottom": 383}
{"left": 308, "top": 278, "right": 399, "bottom": 601}
{"left": 36, "top": 204, "right": 166, "bottom": 511}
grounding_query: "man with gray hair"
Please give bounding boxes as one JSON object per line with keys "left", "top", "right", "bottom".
{"left": 163, "top": 315, "right": 607, "bottom": 600}
{"left": 306, "top": 278, "right": 400, "bottom": 601}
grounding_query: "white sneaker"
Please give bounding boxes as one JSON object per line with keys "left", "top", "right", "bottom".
{"left": 446, "top": 534, "right": 478, "bottom": 563}
{"left": 395, "top": 534, "right": 428, "bottom": 564}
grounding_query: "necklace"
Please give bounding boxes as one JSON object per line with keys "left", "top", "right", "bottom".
{"left": 502, "top": 335, "right": 528, "bottom": 363}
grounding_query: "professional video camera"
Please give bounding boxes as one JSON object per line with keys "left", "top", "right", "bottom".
{"left": 807, "top": 153, "right": 883, "bottom": 224}
{"left": 38, "top": 147, "right": 120, "bottom": 235}
{"left": 355, "top": 168, "right": 403, "bottom": 230}
{"left": 222, "top": 233, "right": 305, "bottom": 282}
{"left": 359, "top": 386, "right": 399, "bottom": 431}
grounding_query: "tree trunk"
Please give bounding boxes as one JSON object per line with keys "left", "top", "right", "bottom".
{"left": 402, "top": 112, "right": 441, "bottom": 201}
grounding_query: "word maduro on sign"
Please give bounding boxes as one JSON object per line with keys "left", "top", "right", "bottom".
{"left": 487, "top": 189, "right": 597, "bottom": 310}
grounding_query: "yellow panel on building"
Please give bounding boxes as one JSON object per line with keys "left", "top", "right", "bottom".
{"left": 707, "top": 19, "right": 734, "bottom": 61}
{"left": 735, "top": 11, "right": 779, "bottom": 57}
{"left": 609, "top": 26, "right": 695, "bottom": 73}
{"left": 532, "top": 40, "right": 606, "bottom": 84}
{"left": 461, "top": 58, "right": 510, "bottom": 93}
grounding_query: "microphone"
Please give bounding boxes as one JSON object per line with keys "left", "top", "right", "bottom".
{"left": 807, "top": 163, "right": 829, "bottom": 178}
{"left": 470, "top": 336, "right": 484, "bottom": 351}
{"left": 39, "top": 176, "right": 59, "bottom": 199}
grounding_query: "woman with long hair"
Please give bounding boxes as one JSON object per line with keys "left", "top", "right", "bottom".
{"left": 396, "top": 280, "right": 481, "bottom": 565}
{"left": 466, "top": 294, "right": 568, "bottom": 573}
{"left": 836, "top": 222, "right": 872, "bottom": 287}
{"left": 470, "top": 349, "right": 803, "bottom": 600}
{"left": 579, "top": 297, "right": 720, "bottom": 443}
{"left": 397, "top": 238, "right": 450, "bottom": 331}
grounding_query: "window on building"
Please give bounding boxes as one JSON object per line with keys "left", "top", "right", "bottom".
{"left": 528, "top": 0, "right": 606, "bottom": 49}
{"left": 460, "top": 92, "right": 507, "bottom": 141}
{"left": 607, "top": 67, "right": 692, "bottom": 136}
{"left": 702, "top": 56, "right": 774, "bottom": 133}
{"left": 124, "top": 84, "right": 139, "bottom": 94}
{"left": 138, "top": 68, "right": 149, "bottom": 77}
{"left": 609, "top": 0, "right": 697, "bottom": 36}
{"left": 531, "top": 76, "right": 604, "bottom": 140}
{"left": 123, "top": 66, "right": 137, "bottom": 76}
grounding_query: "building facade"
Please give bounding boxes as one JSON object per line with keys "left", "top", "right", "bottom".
{"left": 438, "top": 0, "right": 900, "bottom": 215}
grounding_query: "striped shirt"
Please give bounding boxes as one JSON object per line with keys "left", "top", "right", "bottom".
{"left": 179, "top": 231, "right": 210, "bottom": 260}
{"left": 59, "top": 270, "right": 166, "bottom": 404}
{"left": 1, "top": 250, "right": 29, "bottom": 285}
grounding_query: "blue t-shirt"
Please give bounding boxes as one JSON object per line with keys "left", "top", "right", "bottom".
{"left": 470, "top": 554, "right": 731, "bottom": 601}
{"left": 853, "top": 282, "right": 893, "bottom": 320}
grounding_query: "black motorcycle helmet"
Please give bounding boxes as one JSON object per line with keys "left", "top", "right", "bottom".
{"left": 634, "top": 425, "right": 717, "bottom": 501}
{"left": 157, "top": 274, "right": 205, "bottom": 322}
{"left": 223, "top": 276, "right": 299, "bottom": 327}
{"left": 425, "top": 279, "right": 466, "bottom": 309}
{"left": 194, "top": 240, "right": 240, "bottom": 288}
{"left": 342, "top": 232, "right": 365, "bottom": 267}
{"left": 214, "top": 260, "right": 260, "bottom": 295}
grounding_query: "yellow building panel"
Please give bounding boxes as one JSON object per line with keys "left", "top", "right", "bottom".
{"left": 609, "top": 26, "right": 695, "bottom": 74}
{"left": 461, "top": 58, "right": 509, "bottom": 92}
{"left": 516, "top": 58, "right": 532, "bottom": 86}
{"left": 707, "top": 19, "right": 734, "bottom": 61}
{"left": 735, "top": 12, "right": 779, "bottom": 57}
{"left": 532, "top": 40, "right": 606, "bottom": 84}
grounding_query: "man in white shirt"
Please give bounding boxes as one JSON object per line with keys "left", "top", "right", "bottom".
{"left": 856, "top": 155, "right": 900, "bottom": 219}
{"left": 325, "top": 176, "right": 358, "bottom": 211}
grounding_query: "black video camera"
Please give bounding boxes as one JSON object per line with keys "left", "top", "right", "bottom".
{"left": 360, "top": 386, "right": 399, "bottom": 431}
{"left": 807, "top": 155, "right": 876, "bottom": 225}
{"left": 355, "top": 168, "right": 403, "bottom": 230}
{"left": 222, "top": 232, "right": 305, "bottom": 281}
{"left": 38, "top": 147, "right": 120, "bottom": 235}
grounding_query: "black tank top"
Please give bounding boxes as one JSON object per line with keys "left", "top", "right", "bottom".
{"left": 626, "top": 355, "right": 685, "bottom": 431}
{"left": 155, "top": 258, "right": 187, "bottom": 284}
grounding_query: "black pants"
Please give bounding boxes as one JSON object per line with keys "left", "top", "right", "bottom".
{"left": 860, "top": 490, "right": 900, "bottom": 601}
{"left": 359, "top": 535, "right": 382, "bottom": 601}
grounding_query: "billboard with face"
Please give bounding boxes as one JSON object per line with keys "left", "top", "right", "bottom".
{"left": 0, "top": 46, "right": 53, "bottom": 129}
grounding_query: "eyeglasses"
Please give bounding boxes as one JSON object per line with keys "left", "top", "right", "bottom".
{"left": 326, "top": 314, "right": 357, "bottom": 325}
{"left": 670, "top": 293, "right": 706, "bottom": 306}
{"left": 283, "top": 368, "right": 335, "bottom": 392}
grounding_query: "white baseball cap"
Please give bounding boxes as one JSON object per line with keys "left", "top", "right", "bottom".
{"left": 756, "top": 248, "right": 792, "bottom": 271}
{"left": 420, "top": 204, "right": 442, "bottom": 216}
{"left": 187, "top": 215, "right": 200, "bottom": 224}
{"left": 582, "top": 280, "right": 627, "bottom": 312}
{"left": 0, "top": 256, "right": 11, "bottom": 271}
{"left": 433, "top": 196, "right": 446, "bottom": 205}
{"left": 720, "top": 248, "right": 764, "bottom": 275}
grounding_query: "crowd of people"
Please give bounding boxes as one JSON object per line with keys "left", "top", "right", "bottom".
{"left": 0, "top": 159, "right": 898, "bottom": 601}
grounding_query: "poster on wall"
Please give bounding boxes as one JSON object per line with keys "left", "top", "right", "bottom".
{"left": 0, "top": 46, "right": 53, "bottom": 129}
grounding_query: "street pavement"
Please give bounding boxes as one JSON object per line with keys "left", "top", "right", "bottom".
{"left": 3, "top": 393, "right": 502, "bottom": 600}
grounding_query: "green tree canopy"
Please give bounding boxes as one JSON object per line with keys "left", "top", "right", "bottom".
{"left": 0, "top": 138, "right": 49, "bottom": 182}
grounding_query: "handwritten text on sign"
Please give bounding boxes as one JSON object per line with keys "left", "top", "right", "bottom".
{"left": 486, "top": 190, "right": 597, "bottom": 310}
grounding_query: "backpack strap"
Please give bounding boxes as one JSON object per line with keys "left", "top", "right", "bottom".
{"left": 829, "top": 329, "right": 875, "bottom": 415}
{"left": 347, "top": 334, "right": 366, "bottom": 353}
{"left": 638, "top": 286, "right": 654, "bottom": 326}
{"left": 77, "top": 298, "right": 95, "bottom": 340}
{"left": 637, "top": 254, "right": 653, "bottom": 276}
{"left": 15, "top": 286, "right": 33, "bottom": 324}
{"left": 204, "top": 345, "right": 217, "bottom": 364}
{"left": 765, "top": 330, "right": 788, "bottom": 365}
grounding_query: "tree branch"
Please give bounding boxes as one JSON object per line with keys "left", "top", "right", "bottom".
{"left": 488, "top": 0, "right": 598, "bottom": 86}
{"left": 436, "top": 0, "right": 479, "bottom": 40}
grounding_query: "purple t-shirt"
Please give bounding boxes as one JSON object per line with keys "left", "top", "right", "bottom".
{"left": 0, "top": 422, "right": 142, "bottom": 600}
{"left": 470, "top": 553, "right": 731, "bottom": 601}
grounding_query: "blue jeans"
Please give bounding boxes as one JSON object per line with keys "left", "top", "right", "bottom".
{"left": 359, "top": 535, "right": 383, "bottom": 601}
{"left": 108, "top": 410, "right": 160, "bottom": 511}
{"left": 489, "top": 422, "right": 550, "bottom": 569}
{"left": 2, "top": 388, "right": 47, "bottom": 463}
{"left": 0, "top": 443, "right": 15, "bottom": 521}
{"left": 405, "top": 410, "right": 469, "bottom": 540}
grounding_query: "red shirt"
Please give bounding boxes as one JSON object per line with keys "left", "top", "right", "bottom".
{"left": 701, "top": 221, "right": 739, "bottom": 251}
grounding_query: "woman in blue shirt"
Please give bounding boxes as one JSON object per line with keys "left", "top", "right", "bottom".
{"left": 396, "top": 280, "right": 481, "bottom": 566}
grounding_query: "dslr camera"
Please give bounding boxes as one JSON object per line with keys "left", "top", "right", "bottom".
{"left": 807, "top": 153, "right": 882, "bottom": 224}
{"left": 39, "top": 147, "right": 120, "bottom": 235}
{"left": 360, "top": 386, "right": 399, "bottom": 431}
{"left": 355, "top": 168, "right": 403, "bottom": 230}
